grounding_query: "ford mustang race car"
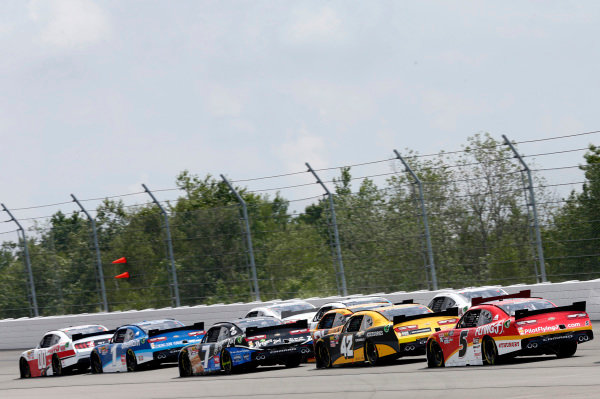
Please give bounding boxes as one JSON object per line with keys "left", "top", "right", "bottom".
{"left": 90, "top": 319, "right": 205, "bottom": 373}
{"left": 427, "top": 286, "right": 508, "bottom": 315}
{"left": 178, "top": 317, "right": 313, "bottom": 376}
{"left": 315, "top": 303, "right": 458, "bottom": 368}
{"left": 426, "top": 290, "right": 594, "bottom": 367}
{"left": 19, "top": 325, "right": 113, "bottom": 378}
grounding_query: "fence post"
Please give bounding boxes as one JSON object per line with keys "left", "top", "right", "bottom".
{"left": 305, "top": 163, "right": 348, "bottom": 297}
{"left": 71, "top": 194, "right": 109, "bottom": 312}
{"left": 1, "top": 203, "right": 39, "bottom": 316}
{"left": 393, "top": 150, "right": 438, "bottom": 290}
{"left": 142, "top": 184, "right": 181, "bottom": 307}
{"left": 220, "top": 175, "right": 261, "bottom": 302}
{"left": 502, "top": 135, "right": 548, "bottom": 282}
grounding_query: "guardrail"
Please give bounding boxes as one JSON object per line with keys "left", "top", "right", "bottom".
{"left": 1, "top": 279, "right": 598, "bottom": 350}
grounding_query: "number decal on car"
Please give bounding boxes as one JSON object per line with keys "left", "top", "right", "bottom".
{"left": 458, "top": 330, "right": 468, "bottom": 358}
{"left": 340, "top": 335, "right": 354, "bottom": 358}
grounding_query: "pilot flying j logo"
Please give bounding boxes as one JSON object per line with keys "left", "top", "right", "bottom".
{"left": 476, "top": 321, "right": 505, "bottom": 336}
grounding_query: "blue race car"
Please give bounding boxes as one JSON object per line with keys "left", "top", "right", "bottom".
{"left": 90, "top": 319, "right": 205, "bottom": 373}
{"left": 178, "top": 317, "right": 313, "bottom": 376}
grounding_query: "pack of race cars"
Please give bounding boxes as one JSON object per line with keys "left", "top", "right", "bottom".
{"left": 18, "top": 287, "right": 594, "bottom": 378}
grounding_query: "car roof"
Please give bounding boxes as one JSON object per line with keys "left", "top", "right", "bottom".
{"left": 478, "top": 297, "right": 547, "bottom": 307}
{"left": 57, "top": 324, "right": 106, "bottom": 333}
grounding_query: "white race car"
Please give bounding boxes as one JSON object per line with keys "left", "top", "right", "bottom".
{"left": 309, "top": 296, "right": 392, "bottom": 329}
{"left": 427, "top": 287, "right": 508, "bottom": 315}
{"left": 244, "top": 300, "right": 317, "bottom": 324}
{"left": 19, "top": 324, "right": 114, "bottom": 378}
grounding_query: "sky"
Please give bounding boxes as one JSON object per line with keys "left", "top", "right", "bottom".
{"left": 1, "top": 0, "right": 599, "bottom": 232}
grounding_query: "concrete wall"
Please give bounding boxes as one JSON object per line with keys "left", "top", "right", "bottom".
{"left": 1, "top": 279, "right": 598, "bottom": 350}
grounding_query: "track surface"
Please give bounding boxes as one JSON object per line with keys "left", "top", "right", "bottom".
{"left": 1, "top": 326, "right": 598, "bottom": 399}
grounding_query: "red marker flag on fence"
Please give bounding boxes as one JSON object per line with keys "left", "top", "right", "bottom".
{"left": 112, "top": 257, "right": 127, "bottom": 264}
{"left": 114, "top": 271, "right": 130, "bottom": 279}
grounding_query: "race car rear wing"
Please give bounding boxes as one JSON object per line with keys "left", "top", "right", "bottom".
{"left": 280, "top": 309, "right": 315, "bottom": 319}
{"left": 514, "top": 301, "right": 586, "bottom": 320}
{"left": 393, "top": 299, "right": 414, "bottom": 305}
{"left": 393, "top": 307, "right": 458, "bottom": 325}
{"left": 72, "top": 329, "right": 116, "bottom": 342}
{"left": 148, "top": 322, "right": 205, "bottom": 337}
{"left": 471, "top": 290, "right": 531, "bottom": 306}
{"left": 245, "top": 319, "right": 308, "bottom": 337}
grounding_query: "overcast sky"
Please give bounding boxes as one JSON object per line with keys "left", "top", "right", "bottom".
{"left": 1, "top": 0, "right": 599, "bottom": 230}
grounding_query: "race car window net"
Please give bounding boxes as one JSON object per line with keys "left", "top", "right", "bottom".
{"left": 497, "top": 300, "right": 555, "bottom": 316}
{"left": 205, "top": 327, "right": 222, "bottom": 343}
{"left": 381, "top": 305, "right": 431, "bottom": 321}
{"left": 457, "top": 310, "right": 481, "bottom": 329}
{"left": 459, "top": 288, "right": 508, "bottom": 300}
{"left": 113, "top": 329, "right": 127, "bottom": 343}
{"left": 138, "top": 320, "right": 184, "bottom": 333}
{"left": 318, "top": 313, "right": 336, "bottom": 330}
{"left": 345, "top": 315, "right": 364, "bottom": 333}
{"left": 63, "top": 325, "right": 107, "bottom": 338}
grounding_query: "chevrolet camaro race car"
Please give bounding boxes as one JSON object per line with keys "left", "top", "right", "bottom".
{"left": 315, "top": 303, "right": 458, "bottom": 368}
{"left": 178, "top": 317, "right": 313, "bottom": 376}
{"left": 426, "top": 290, "right": 594, "bottom": 367}
{"left": 19, "top": 325, "right": 113, "bottom": 378}
{"left": 90, "top": 319, "right": 205, "bottom": 373}
{"left": 312, "top": 302, "right": 391, "bottom": 343}
{"left": 244, "top": 300, "right": 317, "bottom": 324}
{"left": 427, "top": 286, "right": 508, "bottom": 315}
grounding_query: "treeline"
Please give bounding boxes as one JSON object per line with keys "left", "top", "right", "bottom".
{"left": 1, "top": 134, "right": 598, "bottom": 318}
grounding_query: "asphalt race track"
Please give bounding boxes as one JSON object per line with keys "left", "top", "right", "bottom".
{"left": 1, "top": 326, "right": 598, "bottom": 399}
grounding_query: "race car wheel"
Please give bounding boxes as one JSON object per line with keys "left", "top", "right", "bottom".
{"left": 482, "top": 337, "right": 498, "bottom": 366}
{"left": 221, "top": 349, "right": 234, "bottom": 374}
{"left": 284, "top": 355, "right": 301, "bottom": 368}
{"left": 126, "top": 349, "right": 138, "bottom": 372}
{"left": 316, "top": 342, "right": 332, "bottom": 369}
{"left": 179, "top": 349, "right": 192, "bottom": 377}
{"left": 19, "top": 358, "right": 31, "bottom": 378}
{"left": 91, "top": 352, "right": 103, "bottom": 374}
{"left": 427, "top": 340, "right": 445, "bottom": 368}
{"left": 365, "top": 340, "right": 380, "bottom": 366}
{"left": 556, "top": 341, "right": 577, "bottom": 358}
{"left": 51, "top": 354, "right": 62, "bottom": 376}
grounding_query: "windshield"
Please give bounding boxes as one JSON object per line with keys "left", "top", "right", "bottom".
{"left": 138, "top": 320, "right": 184, "bottom": 332}
{"left": 459, "top": 288, "right": 507, "bottom": 300}
{"left": 268, "top": 302, "right": 315, "bottom": 315}
{"left": 234, "top": 318, "right": 281, "bottom": 330}
{"left": 380, "top": 305, "right": 431, "bottom": 320}
{"left": 497, "top": 300, "right": 555, "bottom": 316}
{"left": 63, "top": 325, "right": 107, "bottom": 338}
{"left": 343, "top": 297, "right": 391, "bottom": 306}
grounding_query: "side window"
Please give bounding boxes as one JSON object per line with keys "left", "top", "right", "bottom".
{"left": 124, "top": 329, "right": 136, "bottom": 342}
{"left": 246, "top": 311, "right": 259, "bottom": 318}
{"left": 314, "top": 306, "right": 333, "bottom": 322}
{"left": 360, "top": 315, "right": 374, "bottom": 331}
{"left": 112, "top": 328, "right": 128, "bottom": 344}
{"left": 332, "top": 313, "right": 347, "bottom": 328}
{"left": 444, "top": 298, "right": 456, "bottom": 309}
{"left": 344, "top": 316, "right": 364, "bottom": 333}
{"left": 50, "top": 334, "right": 61, "bottom": 346}
{"left": 40, "top": 334, "right": 54, "bottom": 348}
{"left": 457, "top": 310, "right": 481, "bottom": 329}
{"left": 428, "top": 297, "right": 446, "bottom": 312}
{"left": 317, "top": 313, "right": 336, "bottom": 330}
{"left": 205, "top": 327, "right": 221, "bottom": 343}
{"left": 477, "top": 310, "right": 493, "bottom": 327}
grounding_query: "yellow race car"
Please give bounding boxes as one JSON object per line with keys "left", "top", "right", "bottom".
{"left": 314, "top": 303, "right": 458, "bottom": 367}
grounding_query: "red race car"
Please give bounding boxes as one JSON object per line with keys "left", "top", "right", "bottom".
{"left": 426, "top": 290, "right": 593, "bottom": 367}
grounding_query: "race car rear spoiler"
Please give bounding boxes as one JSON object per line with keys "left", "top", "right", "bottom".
{"left": 280, "top": 309, "right": 315, "bottom": 319}
{"left": 393, "top": 299, "right": 414, "bottom": 305}
{"left": 471, "top": 290, "right": 531, "bottom": 306}
{"left": 246, "top": 319, "right": 308, "bottom": 337}
{"left": 393, "top": 307, "right": 458, "bottom": 325}
{"left": 514, "top": 301, "right": 586, "bottom": 320}
{"left": 72, "top": 329, "right": 116, "bottom": 342}
{"left": 148, "top": 322, "right": 205, "bottom": 337}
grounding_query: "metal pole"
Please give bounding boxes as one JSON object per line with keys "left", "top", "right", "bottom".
{"left": 305, "top": 163, "right": 348, "bottom": 296}
{"left": 220, "top": 175, "right": 260, "bottom": 302}
{"left": 142, "top": 184, "right": 181, "bottom": 307}
{"left": 502, "top": 135, "right": 547, "bottom": 282}
{"left": 71, "top": 194, "right": 109, "bottom": 312}
{"left": 394, "top": 150, "right": 438, "bottom": 290}
{"left": 1, "top": 203, "right": 39, "bottom": 316}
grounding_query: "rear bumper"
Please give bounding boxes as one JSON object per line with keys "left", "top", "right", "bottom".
{"left": 520, "top": 330, "right": 593, "bottom": 355}
{"left": 252, "top": 344, "right": 314, "bottom": 365}
{"left": 398, "top": 337, "right": 428, "bottom": 356}
{"left": 153, "top": 346, "right": 184, "bottom": 363}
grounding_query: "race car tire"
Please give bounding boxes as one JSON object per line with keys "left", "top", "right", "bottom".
{"left": 220, "top": 349, "right": 234, "bottom": 374}
{"left": 315, "top": 342, "right": 332, "bottom": 369}
{"left": 365, "top": 340, "right": 380, "bottom": 366}
{"left": 179, "top": 350, "right": 192, "bottom": 377}
{"left": 91, "top": 352, "right": 103, "bottom": 374}
{"left": 284, "top": 355, "right": 301, "bottom": 368}
{"left": 556, "top": 341, "right": 577, "bottom": 358}
{"left": 51, "top": 354, "right": 62, "bottom": 376}
{"left": 19, "top": 358, "right": 31, "bottom": 378}
{"left": 126, "top": 349, "right": 138, "bottom": 372}
{"left": 427, "top": 340, "right": 445, "bottom": 368}
{"left": 482, "top": 337, "right": 498, "bottom": 366}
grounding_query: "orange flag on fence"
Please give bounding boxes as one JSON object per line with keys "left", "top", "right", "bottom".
{"left": 114, "top": 271, "right": 130, "bottom": 279}
{"left": 112, "top": 257, "right": 127, "bottom": 264}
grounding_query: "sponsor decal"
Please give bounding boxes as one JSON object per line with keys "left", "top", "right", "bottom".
{"left": 498, "top": 341, "right": 519, "bottom": 348}
{"left": 65, "top": 342, "right": 70, "bottom": 348}
{"left": 542, "top": 334, "right": 573, "bottom": 342}
{"left": 449, "top": 331, "right": 454, "bottom": 337}
{"left": 476, "top": 321, "right": 505, "bottom": 336}
{"left": 493, "top": 315, "right": 499, "bottom": 321}
{"left": 236, "top": 336, "right": 244, "bottom": 344}
{"left": 366, "top": 331, "right": 384, "bottom": 338}
{"left": 140, "top": 338, "right": 146, "bottom": 344}
{"left": 384, "top": 325, "right": 391, "bottom": 333}
{"left": 409, "top": 328, "right": 431, "bottom": 335}
{"left": 233, "top": 355, "right": 242, "bottom": 361}
{"left": 230, "top": 327, "right": 237, "bottom": 335}
{"left": 522, "top": 325, "right": 559, "bottom": 335}
{"left": 137, "top": 355, "right": 144, "bottom": 361}
{"left": 567, "top": 323, "right": 581, "bottom": 329}
{"left": 243, "top": 353, "right": 250, "bottom": 361}
{"left": 586, "top": 321, "right": 590, "bottom": 326}
{"left": 503, "top": 320, "right": 511, "bottom": 329}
